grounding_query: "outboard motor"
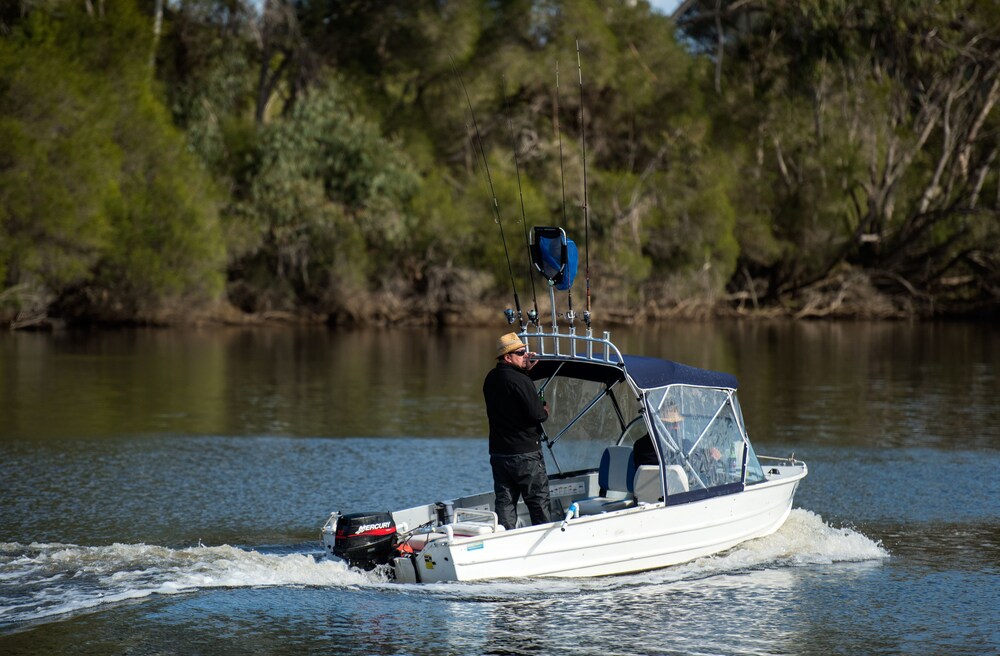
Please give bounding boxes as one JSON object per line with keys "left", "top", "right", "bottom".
{"left": 333, "top": 512, "right": 397, "bottom": 570}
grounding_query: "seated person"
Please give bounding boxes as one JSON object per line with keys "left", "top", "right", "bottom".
{"left": 632, "top": 433, "right": 659, "bottom": 466}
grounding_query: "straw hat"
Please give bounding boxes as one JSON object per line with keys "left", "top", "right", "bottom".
{"left": 496, "top": 332, "right": 527, "bottom": 358}
{"left": 660, "top": 407, "right": 684, "bottom": 423}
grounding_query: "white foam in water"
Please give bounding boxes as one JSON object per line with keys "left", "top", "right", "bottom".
{"left": 0, "top": 541, "right": 381, "bottom": 627}
{"left": 0, "top": 510, "right": 887, "bottom": 626}
{"left": 717, "top": 508, "right": 889, "bottom": 568}
{"left": 645, "top": 508, "right": 886, "bottom": 586}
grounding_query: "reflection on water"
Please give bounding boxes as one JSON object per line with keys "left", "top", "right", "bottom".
{"left": 0, "top": 327, "right": 494, "bottom": 440}
{"left": 2, "top": 322, "right": 997, "bottom": 449}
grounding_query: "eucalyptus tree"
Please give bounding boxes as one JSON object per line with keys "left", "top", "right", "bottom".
{"left": 678, "top": 0, "right": 1000, "bottom": 314}
{"left": 287, "top": 0, "right": 740, "bottom": 310}
{"left": 226, "top": 77, "right": 421, "bottom": 319}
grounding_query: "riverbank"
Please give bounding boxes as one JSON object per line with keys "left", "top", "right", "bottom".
{"left": 4, "top": 266, "right": 996, "bottom": 330}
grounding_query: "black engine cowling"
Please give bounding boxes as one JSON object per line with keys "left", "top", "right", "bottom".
{"left": 333, "top": 512, "right": 397, "bottom": 570}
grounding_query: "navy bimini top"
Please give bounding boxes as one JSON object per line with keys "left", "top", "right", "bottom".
{"left": 529, "top": 355, "right": 737, "bottom": 392}
{"left": 621, "top": 355, "right": 738, "bottom": 391}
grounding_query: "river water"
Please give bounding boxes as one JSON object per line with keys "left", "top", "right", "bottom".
{"left": 1, "top": 322, "right": 997, "bottom": 655}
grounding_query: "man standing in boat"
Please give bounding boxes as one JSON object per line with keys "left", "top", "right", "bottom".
{"left": 483, "top": 332, "right": 551, "bottom": 530}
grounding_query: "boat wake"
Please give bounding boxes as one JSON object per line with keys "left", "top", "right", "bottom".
{"left": 710, "top": 508, "right": 889, "bottom": 568}
{"left": 0, "top": 541, "right": 379, "bottom": 631}
{"left": 0, "top": 510, "right": 885, "bottom": 630}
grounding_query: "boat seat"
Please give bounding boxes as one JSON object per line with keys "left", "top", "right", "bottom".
{"left": 449, "top": 508, "right": 505, "bottom": 537}
{"left": 633, "top": 465, "right": 662, "bottom": 503}
{"left": 399, "top": 509, "right": 504, "bottom": 552}
{"left": 450, "top": 522, "right": 499, "bottom": 536}
{"left": 575, "top": 446, "right": 637, "bottom": 515}
{"left": 665, "top": 465, "right": 690, "bottom": 495}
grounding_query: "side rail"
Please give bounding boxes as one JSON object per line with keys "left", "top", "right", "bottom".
{"left": 758, "top": 454, "right": 802, "bottom": 467}
{"left": 453, "top": 507, "right": 499, "bottom": 528}
{"left": 520, "top": 328, "right": 624, "bottom": 364}
{"left": 758, "top": 454, "right": 808, "bottom": 481}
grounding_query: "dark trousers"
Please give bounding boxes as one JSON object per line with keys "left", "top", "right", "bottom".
{"left": 490, "top": 451, "right": 551, "bottom": 530}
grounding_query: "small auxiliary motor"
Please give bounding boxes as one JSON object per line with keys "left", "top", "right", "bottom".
{"left": 332, "top": 512, "right": 397, "bottom": 570}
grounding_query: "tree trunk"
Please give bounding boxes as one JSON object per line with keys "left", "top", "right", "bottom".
{"left": 150, "top": 0, "right": 163, "bottom": 74}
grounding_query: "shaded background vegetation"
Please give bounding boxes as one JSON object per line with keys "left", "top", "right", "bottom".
{"left": 1, "top": 0, "right": 998, "bottom": 327}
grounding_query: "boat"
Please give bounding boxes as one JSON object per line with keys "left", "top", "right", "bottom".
{"left": 323, "top": 57, "right": 805, "bottom": 579}
{"left": 321, "top": 231, "right": 807, "bottom": 583}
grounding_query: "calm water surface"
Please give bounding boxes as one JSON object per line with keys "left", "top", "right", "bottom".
{"left": 1, "top": 322, "right": 998, "bottom": 655}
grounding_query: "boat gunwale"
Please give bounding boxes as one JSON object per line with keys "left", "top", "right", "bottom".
{"left": 420, "top": 471, "right": 804, "bottom": 580}
{"left": 429, "top": 461, "right": 807, "bottom": 548}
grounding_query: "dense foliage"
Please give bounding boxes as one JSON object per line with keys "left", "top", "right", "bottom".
{"left": 0, "top": 0, "right": 224, "bottom": 325}
{"left": 1, "top": 0, "right": 998, "bottom": 326}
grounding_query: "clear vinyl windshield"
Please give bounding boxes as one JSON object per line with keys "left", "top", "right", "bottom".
{"left": 646, "top": 385, "right": 766, "bottom": 492}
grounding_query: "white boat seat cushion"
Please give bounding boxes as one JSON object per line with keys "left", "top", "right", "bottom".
{"left": 665, "top": 464, "right": 690, "bottom": 495}
{"left": 450, "top": 522, "right": 505, "bottom": 536}
{"left": 633, "top": 465, "right": 662, "bottom": 503}
{"left": 449, "top": 508, "right": 504, "bottom": 536}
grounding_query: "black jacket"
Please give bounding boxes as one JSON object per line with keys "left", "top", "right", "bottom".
{"left": 483, "top": 362, "right": 548, "bottom": 455}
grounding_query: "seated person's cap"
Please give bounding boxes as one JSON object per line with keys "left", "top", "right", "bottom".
{"left": 660, "top": 407, "right": 683, "bottom": 423}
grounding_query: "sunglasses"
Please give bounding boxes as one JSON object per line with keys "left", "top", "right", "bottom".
{"left": 512, "top": 349, "right": 527, "bottom": 356}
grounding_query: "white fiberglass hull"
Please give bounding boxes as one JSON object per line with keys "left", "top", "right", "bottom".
{"left": 412, "top": 466, "right": 805, "bottom": 583}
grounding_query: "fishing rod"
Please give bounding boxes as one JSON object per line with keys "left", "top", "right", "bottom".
{"left": 576, "top": 39, "right": 592, "bottom": 329}
{"left": 555, "top": 61, "right": 576, "bottom": 325}
{"left": 501, "top": 76, "right": 539, "bottom": 327}
{"left": 451, "top": 58, "right": 525, "bottom": 329}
